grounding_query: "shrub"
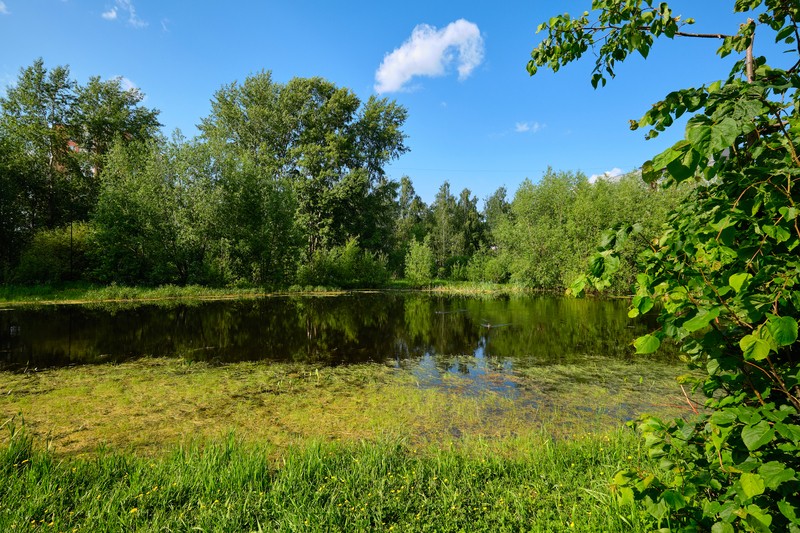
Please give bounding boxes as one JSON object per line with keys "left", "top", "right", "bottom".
{"left": 404, "top": 239, "right": 434, "bottom": 286}
{"left": 14, "top": 223, "right": 96, "bottom": 284}
{"left": 297, "top": 238, "right": 389, "bottom": 289}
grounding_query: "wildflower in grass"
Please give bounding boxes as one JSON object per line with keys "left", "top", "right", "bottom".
{"left": 129, "top": 508, "right": 138, "bottom": 514}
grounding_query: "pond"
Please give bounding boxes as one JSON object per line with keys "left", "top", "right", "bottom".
{"left": 0, "top": 293, "right": 693, "bottom": 454}
{"left": 0, "top": 293, "right": 664, "bottom": 370}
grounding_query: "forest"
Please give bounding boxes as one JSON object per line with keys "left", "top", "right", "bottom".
{"left": 0, "top": 59, "right": 685, "bottom": 292}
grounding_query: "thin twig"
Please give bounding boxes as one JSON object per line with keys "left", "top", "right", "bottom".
{"left": 680, "top": 385, "right": 699, "bottom": 414}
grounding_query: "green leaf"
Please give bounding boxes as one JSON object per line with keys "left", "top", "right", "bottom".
{"left": 745, "top": 504, "right": 773, "bottom": 532}
{"left": 641, "top": 159, "right": 659, "bottom": 183}
{"left": 666, "top": 145, "right": 702, "bottom": 182}
{"left": 683, "top": 307, "right": 720, "bottom": 332}
{"left": 630, "top": 295, "right": 654, "bottom": 318}
{"left": 729, "top": 272, "right": 752, "bottom": 293}
{"left": 740, "top": 335, "right": 771, "bottom": 361}
{"left": 634, "top": 334, "right": 661, "bottom": 354}
{"left": 711, "top": 522, "right": 734, "bottom": 533}
{"left": 766, "top": 316, "right": 798, "bottom": 347}
{"left": 709, "top": 117, "right": 740, "bottom": 152}
{"left": 742, "top": 421, "right": 775, "bottom": 451}
{"left": 661, "top": 490, "right": 686, "bottom": 510}
{"left": 567, "top": 276, "right": 587, "bottom": 298}
{"left": 780, "top": 206, "right": 798, "bottom": 221}
{"left": 778, "top": 500, "right": 800, "bottom": 525}
{"left": 618, "top": 486, "right": 634, "bottom": 506}
{"left": 741, "top": 473, "right": 766, "bottom": 499}
{"left": 763, "top": 224, "right": 791, "bottom": 243}
{"left": 687, "top": 117, "right": 712, "bottom": 155}
{"left": 711, "top": 410, "right": 738, "bottom": 425}
{"left": 759, "top": 461, "right": 796, "bottom": 490}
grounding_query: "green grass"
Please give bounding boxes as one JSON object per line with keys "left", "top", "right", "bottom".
{"left": 0, "top": 352, "right": 694, "bottom": 531}
{"left": 0, "top": 281, "right": 538, "bottom": 305}
{"left": 0, "top": 421, "right": 659, "bottom": 532}
{"left": 0, "top": 282, "right": 380, "bottom": 305}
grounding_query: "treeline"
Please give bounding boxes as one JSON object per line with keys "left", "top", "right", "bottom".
{"left": 0, "top": 60, "right": 686, "bottom": 292}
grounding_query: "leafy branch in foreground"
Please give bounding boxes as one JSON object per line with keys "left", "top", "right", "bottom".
{"left": 533, "top": 1, "right": 800, "bottom": 531}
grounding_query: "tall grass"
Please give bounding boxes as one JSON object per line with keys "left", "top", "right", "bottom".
{"left": 0, "top": 281, "right": 540, "bottom": 305}
{"left": 0, "top": 424, "right": 657, "bottom": 532}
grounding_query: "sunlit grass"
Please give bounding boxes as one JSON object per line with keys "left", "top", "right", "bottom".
{"left": 0, "top": 422, "right": 660, "bottom": 532}
{"left": 0, "top": 281, "right": 539, "bottom": 305}
{"left": 0, "top": 357, "right": 694, "bottom": 531}
{"left": 0, "top": 283, "right": 362, "bottom": 306}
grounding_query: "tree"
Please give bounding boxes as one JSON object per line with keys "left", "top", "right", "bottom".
{"left": 200, "top": 72, "right": 408, "bottom": 264}
{"left": 93, "top": 136, "right": 219, "bottom": 285}
{"left": 496, "top": 170, "right": 583, "bottom": 288}
{"left": 72, "top": 76, "right": 161, "bottom": 186}
{"left": 531, "top": 2, "right": 800, "bottom": 530}
{"left": 0, "top": 137, "right": 37, "bottom": 279}
{"left": 0, "top": 59, "right": 161, "bottom": 279}
{"left": 0, "top": 59, "right": 77, "bottom": 230}
{"left": 405, "top": 238, "right": 435, "bottom": 286}
{"left": 455, "top": 188, "right": 485, "bottom": 259}
{"left": 429, "top": 181, "right": 463, "bottom": 276}
{"left": 483, "top": 186, "right": 510, "bottom": 243}
{"left": 393, "top": 176, "right": 430, "bottom": 274}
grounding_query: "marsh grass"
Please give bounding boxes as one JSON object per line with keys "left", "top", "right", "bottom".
{"left": 0, "top": 422, "right": 660, "bottom": 532}
{"left": 0, "top": 357, "right": 693, "bottom": 531}
{"left": 0, "top": 281, "right": 534, "bottom": 306}
{"left": 0, "top": 358, "right": 694, "bottom": 457}
{"left": 0, "top": 283, "right": 355, "bottom": 306}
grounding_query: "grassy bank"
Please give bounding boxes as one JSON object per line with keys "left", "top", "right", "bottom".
{"left": 1, "top": 356, "right": 693, "bottom": 530}
{"left": 0, "top": 283, "right": 271, "bottom": 305}
{"left": 0, "top": 281, "right": 538, "bottom": 306}
{"left": 1, "top": 423, "right": 658, "bottom": 532}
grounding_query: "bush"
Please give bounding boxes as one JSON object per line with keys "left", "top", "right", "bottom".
{"left": 404, "top": 239, "right": 434, "bottom": 286}
{"left": 297, "top": 239, "right": 389, "bottom": 289}
{"left": 483, "top": 255, "right": 510, "bottom": 284}
{"left": 14, "top": 223, "right": 96, "bottom": 284}
{"left": 467, "top": 250, "right": 510, "bottom": 284}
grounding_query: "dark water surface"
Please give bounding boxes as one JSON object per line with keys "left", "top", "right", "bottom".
{"left": 0, "top": 293, "right": 668, "bottom": 371}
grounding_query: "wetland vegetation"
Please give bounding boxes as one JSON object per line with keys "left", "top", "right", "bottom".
{"left": 1, "top": 294, "right": 695, "bottom": 531}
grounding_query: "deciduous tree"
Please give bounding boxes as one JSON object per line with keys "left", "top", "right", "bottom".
{"left": 531, "top": 2, "right": 800, "bottom": 530}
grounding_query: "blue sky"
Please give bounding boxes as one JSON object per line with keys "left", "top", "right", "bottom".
{"left": 0, "top": 1, "right": 768, "bottom": 204}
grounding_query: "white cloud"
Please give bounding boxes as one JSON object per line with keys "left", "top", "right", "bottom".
{"left": 160, "top": 18, "right": 169, "bottom": 32}
{"left": 515, "top": 121, "right": 544, "bottom": 134}
{"left": 589, "top": 167, "right": 624, "bottom": 183}
{"left": 102, "top": 0, "right": 147, "bottom": 28}
{"left": 0, "top": 2, "right": 9, "bottom": 15}
{"left": 375, "top": 19, "right": 484, "bottom": 94}
{"left": 116, "top": 76, "right": 137, "bottom": 92}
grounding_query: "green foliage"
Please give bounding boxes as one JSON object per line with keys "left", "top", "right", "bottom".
{"left": 93, "top": 138, "right": 222, "bottom": 286}
{"left": 296, "top": 238, "right": 389, "bottom": 289}
{"left": 493, "top": 169, "right": 681, "bottom": 291}
{"left": 404, "top": 238, "right": 435, "bottom": 286}
{"left": 0, "top": 425, "right": 659, "bottom": 532}
{"left": 201, "top": 72, "right": 407, "bottom": 263}
{"left": 467, "top": 249, "right": 511, "bottom": 284}
{"left": 13, "top": 223, "right": 96, "bottom": 284}
{"left": 0, "top": 58, "right": 160, "bottom": 236}
{"left": 533, "top": 1, "right": 800, "bottom": 530}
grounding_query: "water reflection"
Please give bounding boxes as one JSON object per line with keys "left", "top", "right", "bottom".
{"left": 0, "top": 293, "right": 668, "bottom": 371}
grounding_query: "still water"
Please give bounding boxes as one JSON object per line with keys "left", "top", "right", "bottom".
{"left": 0, "top": 293, "right": 667, "bottom": 371}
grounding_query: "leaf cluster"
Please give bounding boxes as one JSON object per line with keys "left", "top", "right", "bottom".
{"left": 533, "top": 1, "right": 800, "bottom": 530}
